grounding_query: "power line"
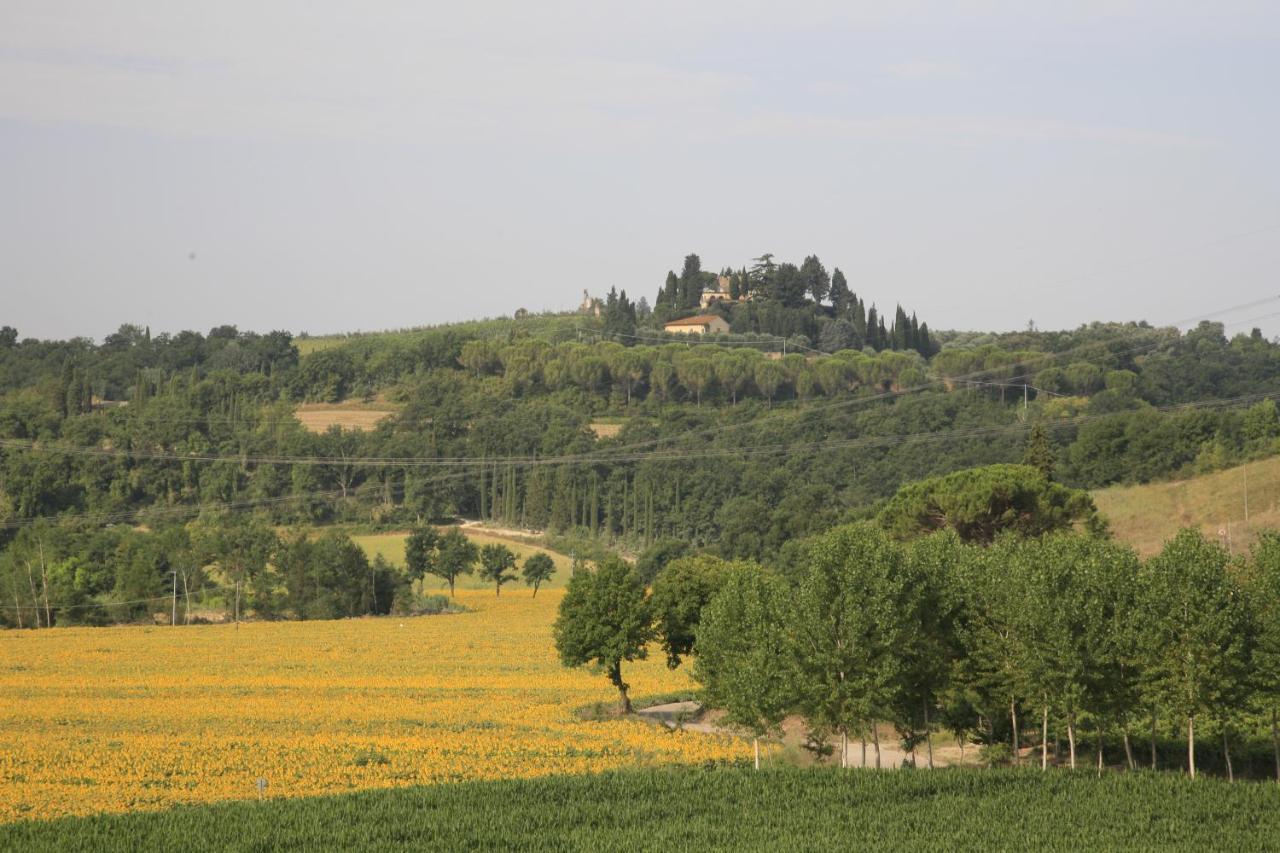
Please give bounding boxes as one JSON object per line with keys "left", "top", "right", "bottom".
{"left": 5, "top": 299, "right": 1271, "bottom": 473}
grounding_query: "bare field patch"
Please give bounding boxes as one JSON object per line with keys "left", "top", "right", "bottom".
{"left": 295, "top": 403, "right": 399, "bottom": 433}
{"left": 589, "top": 421, "right": 624, "bottom": 439}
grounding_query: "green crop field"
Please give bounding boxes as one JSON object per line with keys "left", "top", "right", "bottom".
{"left": 5, "top": 767, "right": 1279, "bottom": 851}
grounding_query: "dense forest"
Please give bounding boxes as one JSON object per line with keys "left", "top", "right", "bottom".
{"left": 2, "top": 265, "right": 1280, "bottom": 626}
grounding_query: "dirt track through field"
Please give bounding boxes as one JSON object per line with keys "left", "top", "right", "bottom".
{"left": 637, "top": 702, "right": 968, "bottom": 769}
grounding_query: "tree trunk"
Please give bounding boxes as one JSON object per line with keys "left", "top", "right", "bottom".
{"left": 873, "top": 724, "right": 882, "bottom": 770}
{"left": 38, "top": 543, "right": 51, "bottom": 628}
{"left": 1096, "top": 732, "right": 1104, "bottom": 778}
{"left": 1041, "top": 705, "right": 1049, "bottom": 771}
{"left": 1122, "top": 728, "right": 1135, "bottom": 771}
{"left": 1010, "top": 700, "right": 1020, "bottom": 766}
{"left": 754, "top": 737, "right": 760, "bottom": 771}
{"left": 532, "top": 583, "right": 539, "bottom": 599}
{"left": 1273, "top": 709, "right": 1279, "bottom": 783}
{"left": 924, "top": 700, "right": 934, "bottom": 770}
{"left": 840, "top": 729, "right": 848, "bottom": 769}
{"left": 1068, "top": 715, "right": 1077, "bottom": 770}
{"left": 449, "top": 577, "right": 456, "bottom": 598}
{"left": 1223, "top": 728, "right": 1234, "bottom": 783}
{"left": 26, "top": 562, "right": 40, "bottom": 629}
{"left": 11, "top": 576, "right": 23, "bottom": 630}
{"left": 861, "top": 733, "right": 867, "bottom": 768}
{"left": 1188, "top": 715, "right": 1196, "bottom": 780}
{"left": 1151, "top": 712, "right": 1158, "bottom": 771}
{"left": 608, "top": 662, "right": 632, "bottom": 715}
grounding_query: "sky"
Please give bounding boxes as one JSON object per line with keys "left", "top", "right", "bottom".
{"left": 3, "top": 1, "right": 1280, "bottom": 341}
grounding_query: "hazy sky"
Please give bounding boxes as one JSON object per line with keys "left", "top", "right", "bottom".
{"left": 3, "top": 2, "right": 1279, "bottom": 341}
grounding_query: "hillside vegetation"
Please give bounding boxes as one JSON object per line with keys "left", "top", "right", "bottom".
{"left": 1095, "top": 453, "right": 1280, "bottom": 556}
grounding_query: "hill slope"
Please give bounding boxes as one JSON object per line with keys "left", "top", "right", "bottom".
{"left": 1093, "top": 455, "right": 1280, "bottom": 556}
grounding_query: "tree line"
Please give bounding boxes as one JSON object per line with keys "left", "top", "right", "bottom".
{"left": 0, "top": 517, "right": 555, "bottom": 629}
{"left": 557, "top": 519, "right": 1280, "bottom": 780}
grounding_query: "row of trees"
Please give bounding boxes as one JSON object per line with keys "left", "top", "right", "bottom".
{"left": 458, "top": 338, "right": 930, "bottom": 405}
{"left": 403, "top": 527, "right": 555, "bottom": 597}
{"left": 557, "top": 524, "right": 1280, "bottom": 780}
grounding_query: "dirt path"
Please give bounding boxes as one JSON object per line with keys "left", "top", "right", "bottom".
{"left": 637, "top": 702, "right": 969, "bottom": 769}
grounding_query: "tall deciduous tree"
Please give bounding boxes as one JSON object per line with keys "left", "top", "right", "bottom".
{"left": 694, "top": 563, "right": 794, "bottom": 768}
{"left": 554, "top": 556, "right": 653, "bottom": 713}
{"left": 1137, "top": 530, "right": 1250, "bottom": 779}
{"left": 1246, "top": 532, "right": 1280, "bottom": 780}
{"left": 789, "top": 524, "right": 914, "bottom": 769}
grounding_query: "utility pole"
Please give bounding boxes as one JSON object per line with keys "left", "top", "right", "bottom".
{"left": 1244, "top": 462, "right": 1250, "bottom": 525}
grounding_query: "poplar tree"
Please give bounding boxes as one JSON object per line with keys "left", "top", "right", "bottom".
{"left": 789, "top": 524, "right": 914, "bottom": 769}
{"left": 1137, "top": 530, "right": 1250, "bottom": 779}
{"left": 1247, "top": 532, "right": 1280, "bottom": 780}
{"left": 694, "top": 564, "right": 794, "bottom": 769}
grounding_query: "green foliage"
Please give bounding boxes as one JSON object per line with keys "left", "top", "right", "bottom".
{"left": 553, "top": 555, "right": 652, "bottom": 713}
{"left": 1137, "top": 529, "right": 1251, "bottom": 775}
{"left": 520, "top": 552, "right": 555, "bottom": 597}
{"left": 432, "top": 528, "right": 479, "bottom": 597}
{"left": 877, "top": 464, "right": 1099, "bottom": 543}
{"left": 402, "top": 527, "right": 439, "bottom": 582}
{"left": 278, "top": 531, "right": 402, "bottom": 620}
{"left": 788, "top": 524, "right": 915, "bottom": 765}
{"left": 649, "top": 555, "right": 738, "bottom": 668}
{"left": 477, "top": 543, "right": 518, "bottom": 596}
{"left": 692, "top": 563, "right": 793, "bottom": 738}
{"left": 635, "top": 539, "right": 690, "bottom": 585}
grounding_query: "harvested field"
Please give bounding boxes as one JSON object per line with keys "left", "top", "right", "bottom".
{"left": 295, "top": 404, "right": 398, "bottom": 433}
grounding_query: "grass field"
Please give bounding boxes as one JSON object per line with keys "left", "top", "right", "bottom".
{"left": 5, "top": 767, "right": 1279, "bottom": 851}
{"left": 350, "top": 528, "right": 576, "bottom": 592}
{"left": 0, "top": 592, "right": 743, "bottom": 823}
{"left": 293, "top": 402, "right": 399, "bottom": 433}
{"left": 1093, "top": 454, "right": 1280, "bottom": 556}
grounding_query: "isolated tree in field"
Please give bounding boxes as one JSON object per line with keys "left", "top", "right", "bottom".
{"left": 1137, "top": 529, "right": 1250, "bottom": 779}
{"left": 650, "top": 555, "right": 737, "bottom": 668}
{"left": 553, "top": 556, "right": 653, "bottom": 714}
{"left": 433, "top": 528, "right": 479, "bottom": 597}
{"left": 1246, "top": 532, "right": 1280, "bottom": 780}
{"left": 521, "top": 552, "right": 555, "bottom": 597}
{"left": 478, "top": 544, "right": 519, "bottom": 596}
{"left": 403, "top": 526, "right": 440, "bottom": 583}
{"left": 694, "top": 564, "right": 794, "bottom": 769}
{"left": 789, "top": 524, "right": 914, "bottom": 769}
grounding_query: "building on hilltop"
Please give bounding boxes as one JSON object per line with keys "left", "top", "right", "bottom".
{"left": 663, "top": 314, "right": 731, "bottom": 336}
{"left": 699, "top": 274, "right": 749, "bottom": 308}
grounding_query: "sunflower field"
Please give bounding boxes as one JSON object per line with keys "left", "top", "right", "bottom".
{"left": 0, "top": 590, "right": 744, "bottom": 822}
